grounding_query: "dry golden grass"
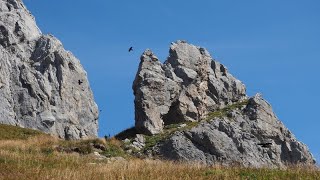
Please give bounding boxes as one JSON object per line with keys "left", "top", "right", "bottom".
{"left": 1, "top": 150, "right": 319, "bottom": 180}
{"left": 0, "top": 125, "right": 319, "bottom": 180}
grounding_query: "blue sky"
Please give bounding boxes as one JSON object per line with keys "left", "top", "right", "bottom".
{"left": 24, "top": 0, "right": 320, "bottom": 162}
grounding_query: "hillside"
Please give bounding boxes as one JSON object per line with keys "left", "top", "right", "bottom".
{"left": 0, "top": 124, "right": 319, "bottom": 179}
{"left": 0, "top": 0, "right": 317, "bottom": 176}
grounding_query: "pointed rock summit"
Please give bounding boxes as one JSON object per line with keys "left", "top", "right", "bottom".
{"left": 132, "top": 40, "right": 315, "bottom": 167}
{"left": 0, "top": 0, "right": 98, "bottom": 139}
{"left": 133, "top": 40, "right": 246, "bottom": 135}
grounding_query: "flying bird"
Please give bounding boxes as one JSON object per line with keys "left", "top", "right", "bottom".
{"left": 128, "top": 47, "right": 133, "bottom": 52}
{"left": 258, "top": 142, "right": 272, "bottom": 148}
{"left": 78, "top": 80, "right": 83, "bottom": 85}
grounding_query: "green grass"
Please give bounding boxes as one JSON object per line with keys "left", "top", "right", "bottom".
{"left": 206, "top": 100, "right": 249, "bottom": 120}
{"left": 0, "top": 124, "right": 44, "bottom": 140}
{"left": 144, "top": 134, "right": 166, "bottom": 150}
{"left": 102, "top": 138, "right": 127, "bottom": 158}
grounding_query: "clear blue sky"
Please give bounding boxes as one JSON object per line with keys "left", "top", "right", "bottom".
{"left": 24, "top": 0, "right": 320, "bottom": 162}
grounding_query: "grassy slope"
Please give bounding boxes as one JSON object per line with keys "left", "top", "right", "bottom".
{"left": 0, "top": 124, "right": 43, "bottom": 140}
{"left": 0, "top": 133, "right": 319, "bottom": 180}
{"left": 0, "top": 123, "right": 319, "bottom": 179}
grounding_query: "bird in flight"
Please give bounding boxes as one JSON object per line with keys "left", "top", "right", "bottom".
{"left": 128, "top": 47, "right": 133, "bottom": 52}
{"left": 78, "top": 80, "right": 83, "bottom": 85}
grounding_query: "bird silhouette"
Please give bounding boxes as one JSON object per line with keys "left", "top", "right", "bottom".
{"left": 78, "top": 80, "right": 83, "bottom": 85}
{"left": 258, "top": 142, "right": 272, "bottom": 148}
{"left": 128, "top": 47, "right": 133, "bottom": 52}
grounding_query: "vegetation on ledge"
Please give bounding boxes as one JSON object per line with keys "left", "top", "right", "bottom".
{"left": 142, "top": 100, "right": 249, "bottom": 150}
{"left": 114, "top": 100, "right": 250, "bottom": 152}
{"left": 206, "top": 99, "right": 249, "bottom": 120}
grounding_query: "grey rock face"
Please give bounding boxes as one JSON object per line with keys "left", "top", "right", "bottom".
{"left": 154, "top": 95, "right": 315, "bottom": 167}
{"left": 130, "top": 134, "right": 146, "bottom": 151}
{"left": 0, "top": 0, "right": 98, "bottom": 139}
{"left": 133, "top": 41, "right": 315, "bottom": 167}
{"left": 133, "top": 41, "right": 246, "bottom": 135}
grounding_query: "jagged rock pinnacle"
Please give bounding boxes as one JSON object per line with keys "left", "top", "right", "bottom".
{"left": 132, "top": 40, "right": 315, "bottom": 167}
{"left": 133, "top": 40, "right": 246, "bottom": 135}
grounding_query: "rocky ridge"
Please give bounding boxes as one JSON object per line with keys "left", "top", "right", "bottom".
{"left": 130, "top": 40, "right": 315, "bottom": 167}
{"left": 0, "top": 0, "right": 98, "bottom": 139}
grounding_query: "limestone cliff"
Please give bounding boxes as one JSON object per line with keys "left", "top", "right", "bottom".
{"left": 131, "top": 40, "right": 315, "bottom": 167}
{"left": 0, "top": 0, "right": 98, "bottom": 139}
{"left": 133, "top": 41, "right": 246, "bottom": 135}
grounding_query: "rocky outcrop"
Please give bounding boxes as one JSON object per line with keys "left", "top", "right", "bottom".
{"left": 132, "top": 41, "right": 315, "bottom": 167}
{"left": 133, "top": 41, "right": 246, "bottom": 135}
{"left": 153, "top": 95, "right": 315, "bottom": 167}
{"left": 0, "top": 0, "right": 98, "bottom": 139}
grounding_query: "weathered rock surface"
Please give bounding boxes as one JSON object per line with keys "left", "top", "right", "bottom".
{"left": 132, "top": 41, "right": 315, "bottom": 167}
{"left": 133, "top": 41, "right": 246, "bottom": 135}
{"left": 0, "top": 0, "right": 98, "bottom": 139}
{"left": 153, "top": 94, "right": 315, "bottom": 167}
